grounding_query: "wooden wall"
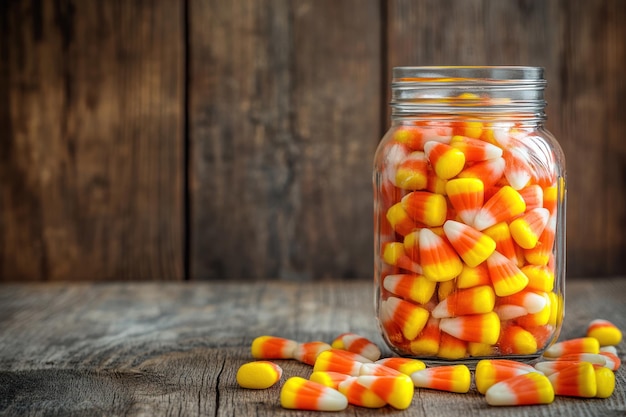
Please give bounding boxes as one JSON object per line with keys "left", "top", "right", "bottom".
{"left": 1, "top": 0, "right": 625, "bottom": 281}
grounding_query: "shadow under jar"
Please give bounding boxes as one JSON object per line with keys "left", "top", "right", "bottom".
{"left": 373, "top": 66, "right": 566, "bottom": 364}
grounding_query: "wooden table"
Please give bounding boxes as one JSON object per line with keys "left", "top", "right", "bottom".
{"left": 1, "top": 278, "right": 625, "bottom": 416}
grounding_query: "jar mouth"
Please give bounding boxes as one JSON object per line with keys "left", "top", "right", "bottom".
{"left": 391, "top": 66, "right": 547, "bottom": 121}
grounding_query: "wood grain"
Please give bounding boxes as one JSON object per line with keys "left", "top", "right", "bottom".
{"left": 0, "top": 1, "right": 184, "bottom": 280}
{"left": 188, "top": 0, "right": 382, "bottom": 280}
{"left": 0, "top": 279, "right": 625, "bottom": 416}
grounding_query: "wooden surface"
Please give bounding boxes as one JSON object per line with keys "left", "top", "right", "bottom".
{"left": 0, "top": 278, "right": 625, "bottom": 416}
{"left": 2, "top": 0, "right": 626, "bottom": 281}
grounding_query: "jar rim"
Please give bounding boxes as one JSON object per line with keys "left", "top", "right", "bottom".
{"left": 392, "top": 66, "right": 544, "bottom": 83}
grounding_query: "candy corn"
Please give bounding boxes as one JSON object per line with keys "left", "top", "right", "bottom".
{"left": 547, "top": 353, "right": 607, "bottom": 367}
{"left": 424, "top": 141, "right": 466, "bottom": 179}
{"left": 473, "top": 186, "right": 526, "bottom": 231}
{"left": 353, "top": 375, "right": 415, "bottom": 410}
{"left": 445, "top": 178, "right": 485, "bottom": 227}
{"left": 293, "top": 341, "right": 332, "bottom": 365}
{"left": 443, "top": 220, "right": 496, "bottom": 267}
{"left": 401, "top": 191, "right": 447, "bottom": 227}
{"left": 251, "top": 335, "right": 297, "bottom": 359}
{"left": 309, "top": 371, "right": 351, "bottom": 389}
{"left": 382, "top": 297, "right": 430, "bottom": 341}
{"left": 598, "top": 351, "right": 621, "bottom": 371}
{"left": 382, "top": 242, "right": 423, "bottom": 274}
{"left": 359, "top": 363, "right": 405, "bottom": 377}
{"left": 503, "top": 148, "right": 533, "bottom": 190}
{"left": 439, "top": 311, "right": 501, "bottom": 345}
{"left": 543, "top": 337, "right": 600, "bottom": 358}
{"left": 312, "top": 350, "right": 367, "bottom": 376}
{"left": 547, "top": 362, "right": 597, "bottom": 398}
{"left": 450, "top": 135, "right": 502, "bottom": 161}
{"left": 483, "top": 222, "right": 522, "bottom": 266}
{"left": 375, "top": 358, "right": 426, "bottom": 375}
{"left": 475, "top": 359, "right": 540, "bottom": 394}
{"left": 337, "top": 377, "right": 387, "bottom": 408}
{"left": 409, "top": 318, "right": 441, "bottom": 355}
{"left": 498, "top": 324, "right": 538, "bottom": 355}
{"left": 331, "top": 333, "right": 381, "bottom": 361}
{"left": 509, "top": 207, "right": 550, "bottom": 249}
{"left": 485, "top": 372, "right": 554, "bottom": 406}
{"left": 431, "top": 285, "right": 496, "bottom": 318}
{"left": 586, "top": 319, "right": 622, "bottom": 346}
{"left": 456, "top": 263, "right": 491, "bottom": 289}
{"left": 437, "top": 333, "right": 468, "bottom": 359}
{"left": 419, "top": 228, "right": 463, "bottom": 282}
{"left": 594, "top": 366, "right": 616, "bottom": 398}
{"left": 486, "top": 251, "right": 529, "bottom": 297}
{"left": 280, "top": 377, "right": 348, "bottom": 411}
{"left": 458, "top": 157, "right": 506, "bottom": 189}
{"left": 236, "top": 361, "right": 283, "bottom": 389}
{"left": 395, "top": 151, "right": 428, "bottom": 190}
{"left": 496, "top": 290, "right": 548, "bottom": 314}
{"left": 410, "top": 365, "right": 471, "bottom": 393}
{"left": 518, "top": 184, "right": 543, "bottom": 210}
{"left": 383, "top": 273, "right": 436, "bottom": 305}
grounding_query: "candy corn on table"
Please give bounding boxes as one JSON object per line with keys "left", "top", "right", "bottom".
{"left": 0, "top": 278, "right": 624, "bottom": 416}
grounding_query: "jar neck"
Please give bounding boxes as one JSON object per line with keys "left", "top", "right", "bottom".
{"left": 390, "top": 66, "right": 547, "bottom": 124}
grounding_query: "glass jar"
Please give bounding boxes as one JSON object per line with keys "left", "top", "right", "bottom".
{"left": 373, "top": 67, "right": 566, "bottom": 363}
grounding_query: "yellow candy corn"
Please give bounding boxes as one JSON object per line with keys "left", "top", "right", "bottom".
{"left": 309, "top": 371, "right": 351, "bottom": 389}
{"left": 236, "top": 361, "right": 283, "bottom": 389}
{"left": 594, "top": 366, "right": 615, "bottom": 398}
{"left": 395, "top": 151, "right": 428, "bottom": 190}
{"left": 383, "top": 297, "right": 430, "bottom": 341}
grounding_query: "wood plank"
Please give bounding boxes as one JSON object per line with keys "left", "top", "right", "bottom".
{"left": 0, "top": 280, "right": 625, "bottom": 416}
{"left": 386, "top": 0, "right": 626, "bottom": 277}
{"left": 0, "top": 1, "right": 185, "bottom": 280}
{"left": 188, "top": 0, "right": 382, "bottom": 280}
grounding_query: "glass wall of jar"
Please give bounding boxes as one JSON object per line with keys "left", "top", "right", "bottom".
{"left": 373, "top": 67, "right": 566, "bottom": 363}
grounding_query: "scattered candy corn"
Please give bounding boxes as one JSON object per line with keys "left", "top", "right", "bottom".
{"left": 293, "top": 341, "right": 332, "bottom": 365}
{"left": 331, "top": 333, "right": 381, "bottom": 361}
{"left": 280, "top": 377, "right": 348, "bottom": 411}
{"left": 547, "top": 362, "right": 597, "bottom": 398}
{"left": 353, "top": 375, "right": 415, "bottom": 410}
{"left": 309, "top": 371, "right": 351, "bottom": 389}
{"left": 375, "top": 357, "right": 426, "bottom": 375}
{"left": 410, "top": 365, "right": 471, "bottom": 393}
{"left": 543, "top": 337, "right": 600, "bottom": 358}
{"left": 313, "top": 350, "right": 368, "bottom": 376}
{"left": 337, "top": 377, "right": 387, "bottom": 408}
{"left": 251, "top": 335, "right": 297, "bottom": 359}
{"left": 485, "top": 372, "right": 554, "bottom": 406}
{"left": 475, "top": 359, "right": 540, "bottom": 395}
{"left": 586, "top": 319, "right": 622, "bottom": 346}
{"left": 236, "top": 361, "right": 283, "bottom": 389}
{"left": 594, "top": 366, "right": 616, "bottom": 398}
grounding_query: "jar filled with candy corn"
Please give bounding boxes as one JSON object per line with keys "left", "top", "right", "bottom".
{"left": 373, "top": 67, "right": 566, "bottom": 363}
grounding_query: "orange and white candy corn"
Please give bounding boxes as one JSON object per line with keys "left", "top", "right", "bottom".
{"left": 375, "top": 357, "right": 426, "bottom": 376}
{"left": 547, "top": 353, "right": 607, "bottom": 367}
{"left": 445, "top": 178, "right": 485, "bottom": 226}
{"left": 280, "top": 377, "right": 348, "bottom": 411}
{"left": 251, "top": 335, "right": 298, "bottom": 359}
{"left": 293, "top": 341, "right": 332, "bottom": 365}
{"left": 483, "top": 222, "right": 522, "bottom": 266}
{"left": 458, "top": 157, "right": 506, "bottom": 189}
{"left": 503, "top": 148, "right": 533, "bottom": 190}
{"left": 586, "top": 319, "right": 622, "bottom": 346}
{"left": 486, "top": 251, "right": 529, "bottom": 297}
{"left": 475, "top": 359, "right": 540, "bottom": 394}
{"left": 382, "top": 242, "right": 423, "bottom": 274}
{"left": 456, "top": 263, "right": 491, "bottom": 289}
{"left": 543, "top": 337, "right": 600, "bottom": 358}
{"left": 431, "top": 285, "right": 496, "bottom": 318}
{"left": 443, "top": 220, "right": 496, "bottom": 267}
{"left": 437, "top": 333, "right": 468, "bottom": 359}
{"left": 309, "top": 371, "right": 351, "bottom": 389}
{"left": 313, "top": 349, "right": 370, "bottom": 376}
{"left": 382, "top": 297, "right": 430, "bottom": 341}
{"left": 485, "top": 372, "right": 554, "bottom": 406}
{"left": 410, "top": 364, "right": 471, "bottom": 393}
{"left": 509, "top": 207, "right": 550, "bottom": 249}
{"left": 395, "top": 151, "right": 428, "bottom": 190}
{"left": 547, "top": 362, "right": 597, "bottom": 398}
{"left": 439, "top": 311, "right": 501, "bottom": 345}
{"left": 331, "top": 333, "right": 381, "bottom": 362}
{"left": 498, "top": 324, "right": 538, "bottom": 355}
{"left": 337, "top": 377, "right": 387, "bottom": 408}
{"left": 473, "top": 185, "right": 526, "bottom": 231}
{"left": 419, "top": 228, "right": 463, "bottom": 282}
{"left": 518, "top": 184, "right": 543, "bottom": 210}
{"left": 386, "top": 203, "right": 420, "bottom": 236}
{"left": 409, "top": 317, "right": 441, "bottom": 356}
{"left": 236, "top": 361, "right": 283, "bottom": 389}
{"left": 401, "top": 191, "right": 447, "bottom": 227}
{"left": 383, "top": 274, "right": 436, "bottom": 305}
{"left": 353, "top": 375, "right": 415, "bottom": 410}
{"left": 424, "top": 141, "right": 466, "bottom": 180}
{"left": 450, "top": 135, "right": 502, "bottom": 161}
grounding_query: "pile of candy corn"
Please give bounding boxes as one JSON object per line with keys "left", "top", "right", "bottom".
{"left": 236, "top": 320, "right": 621, "bottom": 410}
{"left": 374, "top": 114, "right": 565, "bottom": 359}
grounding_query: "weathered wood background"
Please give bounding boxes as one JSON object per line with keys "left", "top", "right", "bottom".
{"left": 1, "top": 0, "right": 625, "bottom": 281}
